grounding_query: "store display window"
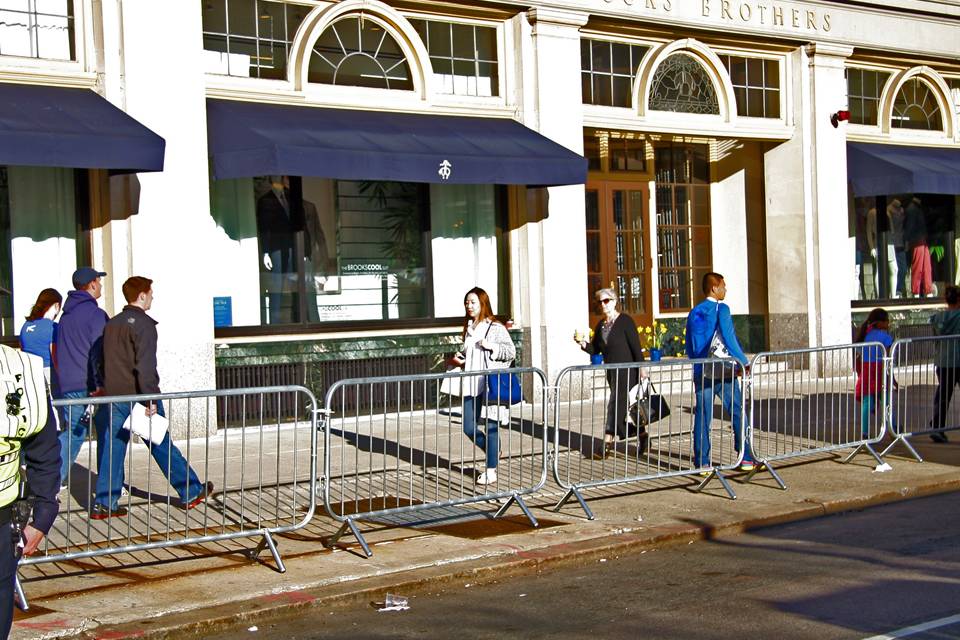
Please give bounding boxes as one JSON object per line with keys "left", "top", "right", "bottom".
{"left": 851, "top": 193, "right": 960, "bottom": 303}
{"left": 209, "top": 176, "right": 507, "bottom": 328}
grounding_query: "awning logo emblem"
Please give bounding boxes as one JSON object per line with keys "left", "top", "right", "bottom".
{"left": 438, "top": 160, "right": 452, "bottom": 180}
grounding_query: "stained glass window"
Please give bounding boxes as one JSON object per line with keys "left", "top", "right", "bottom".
{"left": 649, "top": 53, "right": 719, "bottom": 115}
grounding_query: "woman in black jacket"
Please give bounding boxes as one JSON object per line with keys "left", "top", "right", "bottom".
{"left": 574, "top": 288, "right": 646, "bottom": 456}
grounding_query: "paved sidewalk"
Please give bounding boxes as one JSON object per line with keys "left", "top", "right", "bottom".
{"left": 10, "top": 430, "right": 959, "bottom": 640}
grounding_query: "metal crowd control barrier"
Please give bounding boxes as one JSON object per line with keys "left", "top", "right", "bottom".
{"left": 321, "top": 366, "right": 548, "bottom": 557}
{"left": 32, "top": 386, "right": 318, "bottom": 580}
{"left": 885, "top": 335, "right": 960, "bottom": 461}
{"left": 552, "top": 358, "right": 748, "bottom": 520}
{"left": 748, "top": 343, "right": 887, "bottom": 487}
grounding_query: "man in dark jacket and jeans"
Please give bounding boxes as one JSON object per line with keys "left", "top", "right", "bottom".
{"left": 91, "top": 276, "right": 212, "bottom": 519}
{"left": 55, "top": 267, "right": 110, "bottom": 485}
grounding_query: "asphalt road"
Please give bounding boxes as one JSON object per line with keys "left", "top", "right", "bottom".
{"left": 204, "top": 492, "right": 960, "bottom": 639}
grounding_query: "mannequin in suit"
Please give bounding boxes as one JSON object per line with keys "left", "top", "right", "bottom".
{"left": 256, "top": 176, "right": 298, "bottom": 323}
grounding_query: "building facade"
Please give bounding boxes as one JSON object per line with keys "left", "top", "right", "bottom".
{"left": 1, "top": 0, "right": 958, "bottom": 393}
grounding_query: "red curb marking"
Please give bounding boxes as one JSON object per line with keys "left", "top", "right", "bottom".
{"left": 261, "top": 591, "right": 317, "bottom": 604}
{"left": 15, "top": 619, "right": 71, "bottom": 631}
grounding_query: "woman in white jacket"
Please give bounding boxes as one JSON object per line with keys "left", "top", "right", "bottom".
{"left": 449, "top": 287, "right": 516, "bottom": 485}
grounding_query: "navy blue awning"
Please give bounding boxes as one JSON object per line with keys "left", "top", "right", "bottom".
{"left": 207, "top": 99, "right": 586, "bottom": 186}
{"left": 847, "top": 142, "right": 960, "bottom": 196}
{"left": 0, "top": 83, "right": 165, "bottom": 172}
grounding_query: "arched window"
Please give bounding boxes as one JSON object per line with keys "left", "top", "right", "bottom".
{"left": 308, "top": 15, "right": 413, "bottom": 90}
{"left": 648, "top": 53, "right": 719, "bottom": 115}
{"left": 891, "top": 78, "right": 943, "bottom": 131}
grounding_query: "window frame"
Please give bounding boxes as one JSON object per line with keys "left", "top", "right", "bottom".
{"left": 201, "top": 0, "right": 314, "bottom": 80}
{"left": 718, "top": 53, "right": 782, "bottom": 120}
{"left": 405, "top": 16, "right": 501, "bottom": 98}
{"left": 845, "top": 66, "right": 892, "bottom": 128}
{"left": 653, "top": 141, "right": 712, "bottom": 315}
{"left": 0, "top": 0, "right": 77, "bottom": 63}
{"left": 890, "top": 76, "right": 945, "bottom": 132}
{"left": 579, "top": 35, "right": 650, "bottom": 109}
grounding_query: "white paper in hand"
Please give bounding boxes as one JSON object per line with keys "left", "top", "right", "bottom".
{"left": 121, "top": 403, "right": 168, "bottom": 445}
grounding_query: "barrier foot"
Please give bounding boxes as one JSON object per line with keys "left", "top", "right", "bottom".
{"left": 251, "top": 531, "right": 286, "bottom": 573}
{"left": 553, "top": 487, "right": 595, "bottom": 521}
{"left": 695, "top": 469, "right": 737, "bottom": 500}
{"left": 327, "top": 519, "right": 372, "bottom": 558}
{"left": 13, "top": 573, "right": 27, "bottom": 611}
{"left": 494, "top": 494, "right": 539, "bottom": 528}
{"left": 880, "top": 435, "right": 923, "bottom": 462}
{"left": 744, "top": 461, "right": 787, "bottom": 490}
{"left": 842, "top": 443, "right": 884, "bottom": 466}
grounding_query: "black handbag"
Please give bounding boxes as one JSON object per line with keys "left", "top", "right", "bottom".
{"left": 629, "top": 380, "right": 671, "bottom": 427}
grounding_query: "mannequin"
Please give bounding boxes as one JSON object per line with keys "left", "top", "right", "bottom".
{"left": 886, "top": 198, "right": 906, "bottom": 297}
{"left": 865, "top": 206, "right": 878, "bottom": 297}
{"left": 854, "top": 203, "right": 878, "bottom": 299}
{"left": 256, "top": 175, "right": 298, "bottom": 323}
{"left": 905, "top": 195, "right": 933, "bottom": 297}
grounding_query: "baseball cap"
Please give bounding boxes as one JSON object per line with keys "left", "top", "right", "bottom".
{"left": 72, "top": 267, "right": 107, "bottom": 289}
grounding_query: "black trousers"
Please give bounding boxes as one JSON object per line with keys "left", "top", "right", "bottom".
{"left": 0, "top": 520, "right": 14, "bottom": 638}
{"left": 931, "top": 366, "right": 960, "bottom": 431}
{"left": 605, "top": 366, "right": 639, "bottom": 439}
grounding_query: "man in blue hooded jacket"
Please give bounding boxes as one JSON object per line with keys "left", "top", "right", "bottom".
{"left": 685, "top": 272, "right": 755, "bottom": 471}
{"left": 54, "top": 267, "right": 110, "bottom": 485}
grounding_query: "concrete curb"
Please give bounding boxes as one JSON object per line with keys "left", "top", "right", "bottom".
{"left": 68, "top": 474, "right": 960, "bottom": 640}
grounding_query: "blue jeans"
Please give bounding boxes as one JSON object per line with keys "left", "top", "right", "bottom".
{"left": 58, "top": 390, "right": 106, "bottom": 482}
{"left": 462, "top": 395, "right": 499, "bottom": 469}
{"left": 93, "top": 401, "right": 204, "bottom": 510}
{"left": 693, "top": 378, "right": 752, "bottom": 468}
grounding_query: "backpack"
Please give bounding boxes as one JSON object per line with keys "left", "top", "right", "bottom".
{"left": 0, "top": 345, "right": 48, "bottom": 439}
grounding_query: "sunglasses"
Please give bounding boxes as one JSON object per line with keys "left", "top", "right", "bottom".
{"left": 599, "top": 298, "right": 614, "bottom": 304}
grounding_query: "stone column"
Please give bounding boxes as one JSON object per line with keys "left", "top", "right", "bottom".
{"left": 806, "top": 43, "right": 855, "bottom": 350}
{"left": 764, "top": 43, "right": 853, "bottom": 353}
{"left": 523, "top": 8, "right": 590, "bottom": 388}
{"left": 764, "top": 47, "right": 813, "bottom": 352}
{"left": 109, "top": 3, "right": 217, "bottom": 407}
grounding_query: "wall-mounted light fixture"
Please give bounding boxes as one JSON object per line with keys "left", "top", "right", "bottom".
{"left": 830, "top": 110, "right": 851, "bottom": 128}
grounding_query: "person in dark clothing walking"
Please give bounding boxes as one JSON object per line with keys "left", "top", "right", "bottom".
{"left": 575, "top": 287, "right": 646, "bottom": 456}
{"left": 90, "top": 276, "right": 212, "bottom": 519}
{"left": 928, "top": 284, "right": 960, "bottom": 443}
{"left": 54, "top": 267, "right": 110, "bottom": 486}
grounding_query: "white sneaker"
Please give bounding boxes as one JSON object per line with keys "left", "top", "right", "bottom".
{"left": 475, "top": 469, "right": 498, "bottom": 485}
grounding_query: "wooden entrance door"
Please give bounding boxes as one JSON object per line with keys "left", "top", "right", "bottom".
{"left": 585, "top": 182, "right": 653, "bottom": 330}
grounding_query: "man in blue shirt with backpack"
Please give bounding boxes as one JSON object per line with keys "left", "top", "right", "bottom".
{"left": 685, "top": 272, "right": 755, "bottom": 472}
